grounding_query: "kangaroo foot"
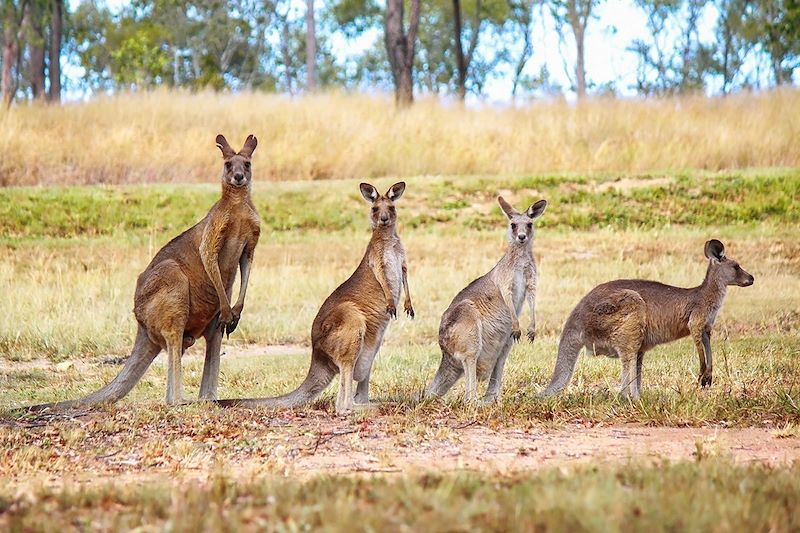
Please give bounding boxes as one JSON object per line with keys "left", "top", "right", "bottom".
{"left": 165, "top": 394, "right": 190, "bottom": 406}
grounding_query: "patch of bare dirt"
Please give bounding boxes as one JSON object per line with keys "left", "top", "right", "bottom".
{"left": 2, "top": 409, "right": 798, "bottom": 491}
{"left": 594, "top": 176, "right": 674, "bottom": 193}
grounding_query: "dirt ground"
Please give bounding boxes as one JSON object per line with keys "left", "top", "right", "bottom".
{"left": 3, "top": 345, "right": 799, "bottom": 490}
{"left": 3, "top": 411, "right": 799, "bottom": 491}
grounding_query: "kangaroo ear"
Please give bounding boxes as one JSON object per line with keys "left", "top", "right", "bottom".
{"left": 498, "top": 196, "right": 517, "bottom": 219}
{"left": 526, "top": 199, "right": 548, "bottom": 219}
{"left": 386, "top": 181, "right": 406, "bottom": 201}
{"left": 239, "top": 134, "right": 258, "bottom": 158}
{"left": 215, "top": 134, "right": 236, "bottom": 158}
{"left": 704, "top": 239, "right": 725, "bottom": 261}
{"left": 360, "top": 183, "right": 379, "bottom": 202}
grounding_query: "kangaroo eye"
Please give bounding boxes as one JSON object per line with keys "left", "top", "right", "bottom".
{"left": 511, "top": 223, "right": 517, "bottom": 230}
{"left": 389, "top": 206, "right": 396, "bottom": 212}
{"left": 244, "top": 162, "right": 251, "bottom": 170}
{"left": 372, "top": 207, "right": 378, "bottom": 213}
{"left": 527, "top": 223, "right": 532, "bottom": 230}
{"left": 225, "top": 162, "right": 232, "bottom": 171}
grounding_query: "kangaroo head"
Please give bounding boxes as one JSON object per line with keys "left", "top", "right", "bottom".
{"left": 498, "top": 196, "right": 547, "bottom": 246}
{"left": 216, "top": 134, "right": 258, "bottom": 189}
{"left": 704, "top": 239, "right": 754, "bottom": 287}
{"left": 360, "top": 182, "right": 405, "bottom": 228}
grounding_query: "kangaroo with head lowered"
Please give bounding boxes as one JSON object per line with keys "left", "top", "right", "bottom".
{"left": 543, "top": 239, "right": 754, "bottom": 399}
{"left": 24, "top": 134, "right": 260, "bottom": 411}
{"left": 425, "top": 196, "right": 547, "bottom": 403}
{"left": 217, "top": 182, "right": 413, "bottom": 414}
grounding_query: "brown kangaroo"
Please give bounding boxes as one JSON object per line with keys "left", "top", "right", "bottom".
{"left": 425, "top": 196, "right": 547, "bottom": 403}
{"left": 217, "top": 182, "right": 413, "bottom": 414}
{"left": 25, "top": 134, "right": 261, "bottom": 411}
{"left": 542, "top": 239, "right": 754, "bottom": 399}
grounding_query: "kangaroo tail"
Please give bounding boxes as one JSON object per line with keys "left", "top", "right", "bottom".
{"left": 216, "top": 348, "right": 337, "bottom": 409}
{"left": 22, "top": 325, "right": 161, "bottom": 413}
{"left": 541, "top": 318, "right": 583, "bottom": 397}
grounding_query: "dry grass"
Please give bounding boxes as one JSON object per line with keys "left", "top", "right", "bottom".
{"left": 2, "top": 461, "right": 800, "bottom": 532}
{"left": 1, "top": 89, "right": 799, "bottom": 185}
{"left": 1, "top": 175, "right": 799, "bottom": 426}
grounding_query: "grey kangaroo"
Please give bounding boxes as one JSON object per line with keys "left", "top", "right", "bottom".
{"left": 218, "top": 182, "right": 413, "bottom": 414}
{"left": 425, "top": 196, "right": 547, "bottom": 403}
{"left": 542, "top": 239, "right": 754, "bottom": 399}
{"left": 23, "top": 135, "right": 260, "bottom": 412}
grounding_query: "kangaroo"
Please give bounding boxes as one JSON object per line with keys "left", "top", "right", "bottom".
{"left": 217, "top": 182, "right": 413, "bottom": 414}
{"left": 425, "top": 196, "right": 547, "bottom": 404}
{"left": 24, "top": 134, "right": 260, "bottom": 411}
{"left": 542, "top": 239, "right": 754, "bottom": 399}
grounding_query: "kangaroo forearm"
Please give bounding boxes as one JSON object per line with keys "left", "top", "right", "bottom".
{"left": 402, "top": 265, "right": 412, "bottom": 305}
{"left": 526, "top": 293, "right": 536, "bottom": 329}
{"left": 201, "top": 250, "right": 230, "bottom": 309}
{"left": 234, "top": 254, "right": 253, "bottom": 307}
{"left": 372, "top": 263, "right": 393, "bottom": 303}
{"left": 501, "top": 287, "right": 519, "bottom": 326}
{"left": 701, "top": 331, "right": 713, "bottom": 368}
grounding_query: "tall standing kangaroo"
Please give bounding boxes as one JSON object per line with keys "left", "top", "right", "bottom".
{"left": 218, "top": 182, "right": 413, "bottom": 414}
{"left": 425, "top": 196, "right": 547, "bottom": 403}
{"left": 25, "top": 134, "right": 261, "bottom": 411}
{"left": 542, "top": 239, "right": 754, "bottom": 399}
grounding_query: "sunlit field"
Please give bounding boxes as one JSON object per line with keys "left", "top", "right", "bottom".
{"left": 1, "top": 90, "right": 799, "bottom": 185}
{"left": 2, "top": 168, "right": 799, "bottom": 530}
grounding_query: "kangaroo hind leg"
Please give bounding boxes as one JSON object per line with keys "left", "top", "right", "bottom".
{"left": 440, "top": 304, "right": 483, "bottom": 404}
{"left": 318, "top": 304, "right": 365, "bottom": 415}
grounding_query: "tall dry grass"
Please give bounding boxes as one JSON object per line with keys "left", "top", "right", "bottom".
{"left": 1, "top": 89, "right": 798, "bottom": 185}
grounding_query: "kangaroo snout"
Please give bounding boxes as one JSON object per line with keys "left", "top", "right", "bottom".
{"left": 517, "top": 234, "right": 527, "bottom": 242}
{"left": 233, "top": 173, "right": 245, "bottom": 184}
{"left": 741, "top": 274, "right": 755, "bottom": 287}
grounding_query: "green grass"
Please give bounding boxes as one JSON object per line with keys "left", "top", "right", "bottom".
{"left": 2, "top": 170, "right": 798, "bottom": 242}
{"left": 4, "top": 334, "right": 799, "bottom": 427}
{"left": 2, "top": 460, "right": 799, "bottom": 531}
{"left": 1, "top": 170, "right": 799, "bottom": 427}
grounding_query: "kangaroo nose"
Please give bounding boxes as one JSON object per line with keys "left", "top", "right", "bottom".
{"left": 517, "top": 234, "right": 527, "bottom": 242}
{"left": 234, "top": 173, "right": 244, "bottom": 182}
{"left": 380, "top": 215, "right": 389, "bottom": 222}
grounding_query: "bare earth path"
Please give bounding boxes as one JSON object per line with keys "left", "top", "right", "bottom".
{"left": 2, "top": 345, "right": 799, "bottom": 490}
{"left": 2, "top": 412, "right": 798, "bottom": 491}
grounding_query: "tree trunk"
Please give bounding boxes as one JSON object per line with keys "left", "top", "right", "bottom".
{"left": 306, "top": 0, "right": 317, "bottom": 91}
{"left": 453, "top": 0, "right": 466, "bottom": 100}
{"left": 384, "top": 0, "right": 420, "bottom": 106}
{"left": 574, "top": 26, "right": 586, "bottom": 99}
{"left": 48, "top": 0, "right": 62, "bottom": 102}
{"left": 26, "top": 3, "right": 46, "bottom": 100}
{"left": 2, "top": 24, "right": 18, "bottom": 108}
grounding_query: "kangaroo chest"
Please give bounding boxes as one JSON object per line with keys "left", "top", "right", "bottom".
{"left": 382, "top": 244, "right": 404, "bottom": 306}
{"left": 510, "top": 268, "right": 527, "bottom": 313}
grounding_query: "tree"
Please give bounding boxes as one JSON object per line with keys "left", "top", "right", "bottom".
{"left": 452, "top": 0, "right": 482, "bottom": 100}
{"left": 550, "top": 0, "right": 598, "bottom": 99}
{"left": 48, "top": 0, "right": 61, "bottom": 101}
{"left": 2, "top": 0, "right": 28, "bottom": 108}
{"left": 714, "top": 0, "right": 751, "bottom": 93}
{"left": 384, "top": 0, "right": 420, "bottom": 105}
{"left": 629, "top": 0, "right": 715, "bottom": 95}
{"left": 23, "top": 0, "right": 46, "bottom": 99}
{"left": 508, "top": 0, "right": 540, "bottom": 98}
{"left": 306, "top": 0, "right": 317, "bottom": 90}
{"left": 745, "top": 0, "right": 800, "bottom": 85}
